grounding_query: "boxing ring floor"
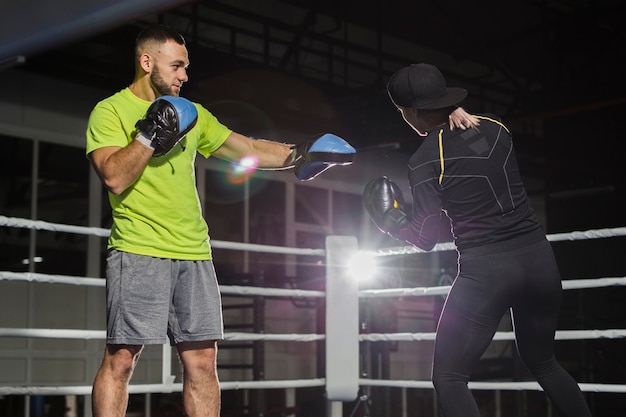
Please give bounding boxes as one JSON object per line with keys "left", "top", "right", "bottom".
{"left": 1, "top": 215, "right": 626, "bottom": 417}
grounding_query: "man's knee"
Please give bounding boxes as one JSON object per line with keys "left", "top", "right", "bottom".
{"left": 177, "top": 341, "right": 218, "bottom": 376}
{"left": 102, "top": 344, "right": 144, "bottom": 379}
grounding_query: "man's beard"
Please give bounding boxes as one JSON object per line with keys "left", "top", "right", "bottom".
{"left": 151, "top": 66, "right": 177, "bottom": 96}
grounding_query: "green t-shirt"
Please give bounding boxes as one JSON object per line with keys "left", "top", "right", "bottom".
{"left": 85, "top": 88, "right": 232, "bottom": 260}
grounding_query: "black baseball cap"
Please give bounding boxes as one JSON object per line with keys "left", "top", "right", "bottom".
{"left": 387, "top": 63, "right": 467, "bottom": 109}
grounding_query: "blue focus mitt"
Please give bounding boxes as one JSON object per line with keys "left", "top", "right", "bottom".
{"left": 290, "top": 133, "right": 356, "bottom": 181}
{"left": 135, "top": 95, "right": 198, "bottom": 157}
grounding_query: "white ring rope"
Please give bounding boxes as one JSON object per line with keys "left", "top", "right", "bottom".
{"left": 0, "top": 328, "right": 325, "bottom": 342}
{"left": 359, "top": 329, "right": 626, "bottom": 342}
{"left": 359, "top": 379, "right": 626, "bottom": 393}
{"left": 0, "top": 271, "right": 326, "bottom": 298}
{"left": 2, "top": 216, "right": 626, "bottom": 399}
{"left": 4, "top": 377, "right": 624, "bottom": 397}
{"left": 0, "top": 379, "right": 327, "bottom": 396}
{"left": 3, "top": 272, "right": 625, "bottom": 295}
{"left": 370, "top": 226, "right": 626, "bottom": 257}
{"left": 0, "top": 215, "right": 325, "bottom": 256}
{"left": 6, "top": 215, "right": 626, "bottom": 256}
{"left": 359, "top": 276, "right": 626, "bottom": 298}
{"left": 0, "top": 215, "right": 111, "bottom": 238}
{"left": 3, "top": 378, "right": 625, "bottom": 396}
{"left": 0, "top": 271, "right": 106, "bottom": 287}
{"left": 1, "top": 327, "right": 624, "bottom": 343}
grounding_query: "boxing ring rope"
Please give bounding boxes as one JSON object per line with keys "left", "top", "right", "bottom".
{"left": 368, "top": 226, "right": 626, "bottom": 257}
{"left": 2, "top": 215, "right": 626, "bottom": 401}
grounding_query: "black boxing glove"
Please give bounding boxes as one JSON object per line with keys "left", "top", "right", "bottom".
{"left": 135, "top": 96, "right": 198, "bottom": 157}
{"left": 362, "top": 176, "right": 410, "bottom": 237}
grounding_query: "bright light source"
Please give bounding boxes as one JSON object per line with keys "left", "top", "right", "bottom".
{"left": 347, "top": 251, "right": 378, "bottom": 282}
{"left": 226, "top": 155, "right": 259, "bottom": 184}
{"left": 21, "top": 256, "right": 43, "bottom": 265}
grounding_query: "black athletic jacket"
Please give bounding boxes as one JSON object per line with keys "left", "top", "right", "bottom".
{"left": 394, "top": 114, "right": 545, "bottom": 253}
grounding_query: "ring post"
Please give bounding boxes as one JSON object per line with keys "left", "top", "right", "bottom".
{"left": 325, "top": 235, "right": 359, "bottom": 413}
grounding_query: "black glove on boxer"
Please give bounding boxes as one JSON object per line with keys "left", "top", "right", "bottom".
{"left": 135, "top": 95, "right": 198, "bottom": 157}
{"left": 363, "top": 176, "right": 410, "bottom": 237}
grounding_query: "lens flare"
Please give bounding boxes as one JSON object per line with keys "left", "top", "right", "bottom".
{"left": 347, "top": 251, "right": 378, "bottom": 283}
{"left": 226, "top": 155, "right": 259, "bottom": 184}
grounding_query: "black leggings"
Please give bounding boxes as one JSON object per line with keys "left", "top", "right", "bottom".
{"left": 432, "top": 239, "right": 592, "bottom": 417}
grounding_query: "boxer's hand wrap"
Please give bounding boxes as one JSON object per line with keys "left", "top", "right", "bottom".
{"left": 135, "top": 96, "right": 198, "bottom": 157}
{"left": 363, "top": 176, "right": 410, "bottom": 237}
{"left": 289, "top": 133, "right": 356, "bottom": 181}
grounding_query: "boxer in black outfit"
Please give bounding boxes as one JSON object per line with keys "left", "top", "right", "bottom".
{"left": 363, "top": 63, "right": 592, "bottom": 417}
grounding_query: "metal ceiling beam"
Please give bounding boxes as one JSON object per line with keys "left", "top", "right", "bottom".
{"left": 277, "top": 6, "right": 317, "bottom": 70}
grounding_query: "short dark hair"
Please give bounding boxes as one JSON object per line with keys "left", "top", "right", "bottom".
{"left": 135, "top": 24, "right": 185, "bottom": 56}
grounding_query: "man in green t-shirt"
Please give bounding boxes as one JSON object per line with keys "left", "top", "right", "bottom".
{"left": 84, "top": 24, "right": 342, "bottom": 417}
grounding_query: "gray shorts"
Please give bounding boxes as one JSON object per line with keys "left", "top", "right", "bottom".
{"left": 105, "top": 250, "right": 224, "bottom": 345}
